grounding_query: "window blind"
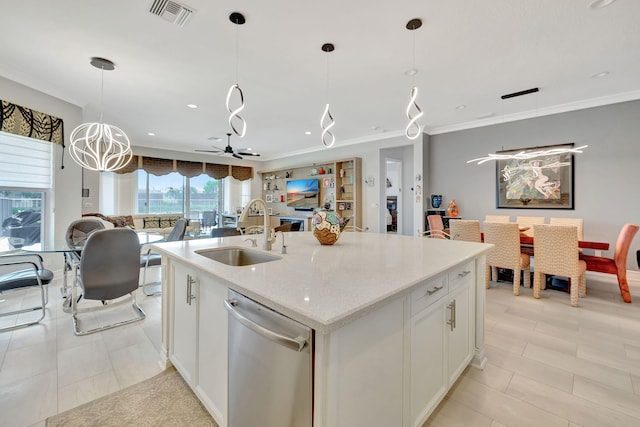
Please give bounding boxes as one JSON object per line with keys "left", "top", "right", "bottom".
{"left": 0, "top": 131, "right": 52, "bottom": 189}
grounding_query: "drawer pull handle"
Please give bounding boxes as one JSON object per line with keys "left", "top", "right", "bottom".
{"left": 457, "top": 270, "right": 471, "bottom": 278}
{"left": 426, "top": 285, "right": 444, "bottom": 296}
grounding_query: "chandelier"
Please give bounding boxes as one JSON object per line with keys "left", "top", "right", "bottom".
{"left": 69, "top": 57, "right": 132, "bottom": 172}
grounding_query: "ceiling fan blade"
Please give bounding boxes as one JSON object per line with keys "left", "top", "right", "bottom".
{"left": 237, "top": 151, "right": 261, "bottom": 157}
{"left": 232, "top": 153, "right": 242, "bottom": 159}
{"left": 195, "top": 146, "right": 225, "bottom": 153}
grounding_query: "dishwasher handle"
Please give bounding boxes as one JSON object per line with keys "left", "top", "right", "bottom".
{"left": 224, "top": 299, "right": 308, "bottom": 352}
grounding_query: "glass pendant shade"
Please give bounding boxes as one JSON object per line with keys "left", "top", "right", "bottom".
{"left": 69, "top": 123, "right": 133, "bottom": 171}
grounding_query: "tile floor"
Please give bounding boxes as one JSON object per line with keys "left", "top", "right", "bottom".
{"left": 0, "top": 273, "right": 163, "bottom": 427}
{"left": 1, "top": 271, "right": 640, "bottom": 427}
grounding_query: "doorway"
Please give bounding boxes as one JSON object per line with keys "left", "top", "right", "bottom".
{"left": 385, "top": 158, "right": 402, "bottom": 234}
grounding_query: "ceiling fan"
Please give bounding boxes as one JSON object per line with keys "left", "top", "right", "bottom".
{"left": 195, "top": 133, "right": 260, "bottom": 159}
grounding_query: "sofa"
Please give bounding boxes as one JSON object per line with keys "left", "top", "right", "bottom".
{"left": 82, "top": 213, "right": 200, "bottom": 239}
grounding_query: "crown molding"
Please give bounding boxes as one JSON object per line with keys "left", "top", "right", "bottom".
{"left": 428, "top": 89, "right": 640, "bottom": 135}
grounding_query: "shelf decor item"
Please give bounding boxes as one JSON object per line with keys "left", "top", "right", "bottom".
{"left": 431, "top": 194, "right": 442, "bottom": 208}
{"left": 312, "top": 209, "right": 350, "bottom": 245}
{"left": 447, "top": 200, "right": 459, "bottom": 217}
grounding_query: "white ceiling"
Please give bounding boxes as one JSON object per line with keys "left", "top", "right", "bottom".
{"left": 1, "top": 0, "right": 638, "bottom": 161}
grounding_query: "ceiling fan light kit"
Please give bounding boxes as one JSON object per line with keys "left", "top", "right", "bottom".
{"left": 405, "top": 18, "right": 424, "bottom": 140}
{"left": 69, "top": 57, "right": 133, "bottom": 172}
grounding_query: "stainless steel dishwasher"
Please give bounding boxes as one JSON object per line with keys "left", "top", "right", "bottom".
{"left": 225, "top": 289, "right": 313, "bottom": 427}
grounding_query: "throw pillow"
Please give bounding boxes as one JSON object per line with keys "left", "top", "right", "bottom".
{"left": 143, "top": 217, "right": 160, "bottom": 229}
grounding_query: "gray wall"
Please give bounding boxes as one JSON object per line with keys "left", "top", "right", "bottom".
{"left": 429, "top": 99, "right": 640, "bottom": 270}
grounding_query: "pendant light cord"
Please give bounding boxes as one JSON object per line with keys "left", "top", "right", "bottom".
{"left": 99, "top": 65, "right": 105, "bottom": 123}
{"left": 325, "top": 53, "right": 330, "bottom": 103}
{"left": 234, "top": 19, "right": 239, "bottom": 84}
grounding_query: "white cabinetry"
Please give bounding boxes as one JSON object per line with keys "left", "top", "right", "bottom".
{"left": 407, "top": 276, "right": 448, "bottom": 427}
{"left": 168, "top": 260, "right": 228, "bottom": 426}
{"left": 446, "top": 263, "right": 474, "bottom": 385}
{"left": 169, "top": 261, "right": 197, "bottom": 385}
{"left": 196, "top": 273, "right": 228, "bottom": 424}
{"left": 406, "top": 262, "right": 475, "bottom": 427}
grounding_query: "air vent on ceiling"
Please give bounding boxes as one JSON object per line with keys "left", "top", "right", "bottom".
{"left": 149, "top": 0, "right": 194, "bottom": 27}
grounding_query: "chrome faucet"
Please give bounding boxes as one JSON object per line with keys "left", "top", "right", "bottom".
{"left": 239, "top": 198, "right": 275, "bottom": 251}
{"left": 276, "top": 231, "right": 287, "bottom": 254}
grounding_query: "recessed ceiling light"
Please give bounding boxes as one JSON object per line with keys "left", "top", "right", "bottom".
{"left": 476, "top": 112, "right": 495, "bottom": 119}
{"left": 404, "top": 68, "right": 418, "bottom": 76}
{"left": 455, "top": 105, "right": 467, "bottom": 110}
{"left": 305, "top": 131, "right": 311, "bottom": 135}
{"left": 187, "top": 104, "right": 198, "bottom": 109}
{"left": 591, "top": 71, "right": 609, "bottom": 78}
{"left": 589, "top": 0, "right": 616, "bottom": 10}
{"left": 147, "top": 132, "right": 155, "bottom": 136}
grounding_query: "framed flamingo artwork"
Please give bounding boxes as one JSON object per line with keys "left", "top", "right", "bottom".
{"left": 495, "top": 143, "right": 576, "bottom": 209}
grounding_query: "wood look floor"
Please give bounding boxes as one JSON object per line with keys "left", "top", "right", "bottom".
{"left": 1, "top": 272, "right": 639, "bottom": 427}
{"left": 425, "top": 275, "right": 640, "bottom": 427}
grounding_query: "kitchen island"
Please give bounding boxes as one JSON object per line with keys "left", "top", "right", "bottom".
{"left": 152, "top": 232, "right": 491, "bottom": 427}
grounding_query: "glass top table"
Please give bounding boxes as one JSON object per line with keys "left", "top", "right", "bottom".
{"left": 20, "top": 231, "right": 164, "bottom": 299}
{"left": 21, "top": 231, "right": 164, "bottom": 252}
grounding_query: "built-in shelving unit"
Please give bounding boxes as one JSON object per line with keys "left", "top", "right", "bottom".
{"left": 258, "top": 157, "right": 362, "bottom": 229}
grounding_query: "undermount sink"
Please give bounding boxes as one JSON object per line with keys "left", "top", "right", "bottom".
{"left": 195, "top": 247, "right": 282, "bottom": 266}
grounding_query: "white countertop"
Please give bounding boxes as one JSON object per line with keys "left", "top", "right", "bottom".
{"left": 152, "top": 232, "right": 491, "bottom": 333}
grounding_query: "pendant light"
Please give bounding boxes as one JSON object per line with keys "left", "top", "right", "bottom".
{"left": 69, "top": 57, "right": 132, "bottom": 172}
{"left": 320, "top": 43, "right": 336, "bottom": 148}
{"left": 405, "top": 18, "right": 424, "bottom": 140}
{"left": 226, "top": 12, "right": 247, "bottom": 138}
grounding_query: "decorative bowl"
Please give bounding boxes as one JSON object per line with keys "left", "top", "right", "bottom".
{"left": 312, "top": 210, "right": 349, "bottom": 245}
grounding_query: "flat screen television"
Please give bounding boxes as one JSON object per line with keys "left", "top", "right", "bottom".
{"left": 286, "top": 179, "right": 319, "bottom": 209}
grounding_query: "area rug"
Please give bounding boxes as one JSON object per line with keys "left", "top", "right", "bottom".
{"left": 46, "top": 367, "right": 218, "bottom": 426}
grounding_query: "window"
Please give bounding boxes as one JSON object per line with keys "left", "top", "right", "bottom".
{"left": 136, "top": 170, "right": 223, "bottom": 220}
{"left": 0, "top": 132, "right": 52, "bottom": 251}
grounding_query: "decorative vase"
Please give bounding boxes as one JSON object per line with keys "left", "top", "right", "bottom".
{"left": 431, "top": 194, "right": 442, "bottom": 209}
{"left": 447, "top": 199, "right": 459, "bottom": 217}
{"left": 312, "top": 209, "right": 350, "bottom": 245}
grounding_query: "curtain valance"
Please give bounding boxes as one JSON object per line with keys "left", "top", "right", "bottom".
{"left": 113, "top": 155, "right": 253, "bottom": 181}
{"left": 0, "top": 99, "right": 64, "bottom": 144}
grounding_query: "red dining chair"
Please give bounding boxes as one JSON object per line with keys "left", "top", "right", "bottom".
{"left": 580, "top": 223, "right": 639, "bottom": 303}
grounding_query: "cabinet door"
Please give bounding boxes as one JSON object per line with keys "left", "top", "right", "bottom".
{"left": 446, "top": 281, "right": 473, "bottom": 385}
{"left": 196, "top": 276, "right": 228, "bottom": 425}
{"left": 409, "top": 300, "right": 446, "bottom": 427}
{"left": 169, "top": 262, "right": 198, "bottom": 385}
